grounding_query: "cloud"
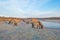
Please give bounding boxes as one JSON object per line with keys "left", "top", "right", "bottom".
{"left": 0, "top": 0, "right": 60, "bottom": 18}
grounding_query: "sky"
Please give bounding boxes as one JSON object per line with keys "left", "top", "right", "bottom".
{"left": 0, "top": 0, "right": 60, "bottom": 18}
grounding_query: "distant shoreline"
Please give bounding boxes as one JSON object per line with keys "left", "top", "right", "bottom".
{"left": 0, "top": 16, "right": 60, "bottom": 23}
{"left": 40, "top": 20, "right": 60, "bottom": 23}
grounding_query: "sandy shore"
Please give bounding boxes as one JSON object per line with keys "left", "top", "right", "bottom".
{"left": 0, "top": 21, "right": 59, "bottom": 40}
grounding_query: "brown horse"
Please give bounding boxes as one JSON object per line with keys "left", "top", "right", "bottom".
{"left": 31, "top": 18, "right": 44, "bottom": 29}
{"left": 8, "top": 19, "right": 21, "bottom": 26}
{"left": 32, "top": 21, "right": 43, "bottom": 29}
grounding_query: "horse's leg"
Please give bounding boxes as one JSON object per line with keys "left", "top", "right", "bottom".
{"left": 14, "top": 22, "right": 17, "bottom": 26}
{"left": 41, "top": 25, "right": 43, "bottom": 29}
{"left": 40, "top": 22, "right": 43, "bottom": 29}
{"left": 39, "top": 21, "right": 44, "bottom": 29}
{"left": 38, "top": 24, "right": 41, "bottom": 29}
{"left": 39, "top": 25, "right": 41, "bottom": 29}
{"left": 37, "top": 24, "right": 38, "bottom": 29}
{"left": 8, "top": 19, "right": 13, "bottom": 24}
{"left": 8, "top": 21, "right": 11, "bottom": 24}
{"left": 8, "top": 21, "right": 10, "bottom": 24}
{"left": 32, "top": 23, "right": 34, "bottom": 28}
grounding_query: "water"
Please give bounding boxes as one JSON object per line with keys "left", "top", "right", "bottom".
{"left": 40, "top": 21, "right": 60, "bottom": 28}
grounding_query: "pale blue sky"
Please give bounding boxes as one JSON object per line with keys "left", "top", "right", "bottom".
{"left": 0, "top": 0, "right": 60, "bottom": 18}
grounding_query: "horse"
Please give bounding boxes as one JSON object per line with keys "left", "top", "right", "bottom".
{"left": 31, "top": 21, "right": 44, "bottom": 29}
{"left": 8, "top": 19, "right": 22, "bottom": 26}
{"left": 23, "top": 18, "right": 44, "bottom": 29}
